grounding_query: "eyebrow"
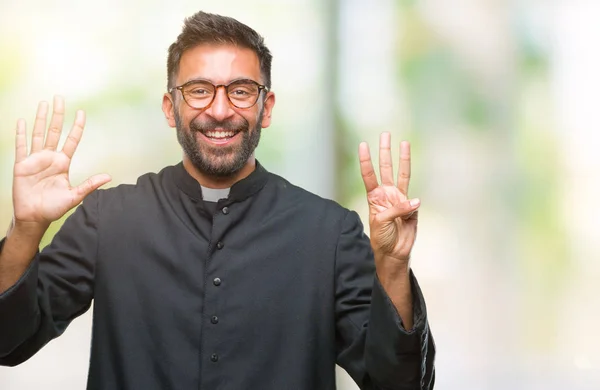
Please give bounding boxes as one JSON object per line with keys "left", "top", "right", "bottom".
{"left": 182, "top": 77, "right": 259, "bottom": 85}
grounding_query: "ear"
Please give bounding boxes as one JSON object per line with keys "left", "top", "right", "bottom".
{"left": 162, "top": 93, "right": 177, "bottom": 128}
{"left": 260, "top": 91, "right": 276, "bottom": 129}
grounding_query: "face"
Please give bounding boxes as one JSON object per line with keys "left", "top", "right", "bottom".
{"left": 162, "top": 44, "right": 275, "bottom": 178}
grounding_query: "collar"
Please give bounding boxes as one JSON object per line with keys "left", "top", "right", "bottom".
{"left": 201, "top": 186, "right": 230, "bottom": 202}
{"left": 171, "top": 160, "right": 269, "bottom": 205}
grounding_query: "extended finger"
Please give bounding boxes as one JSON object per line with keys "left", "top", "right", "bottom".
{"left": 71, "top": 173, "right": 112, "bottom": 205}
{"left": 31, "top": 101, "right": 48, "bottom": 153}
{"left": 62, "top": 110, "right": 86, "bottom": 159}
{"left": 397, "top": 141, "right": 411, "bottom": 195}
{"left": 15, "top": 119, "right": 28, "bottom": 163}
{"left": 359, "top": 142, "right": 379, "bottom": 192}
{"left": 379, "top": 132, "right": 394, "bottom": 186}
{"left": 44, "top": 95, "right": 65, "bottom": 151}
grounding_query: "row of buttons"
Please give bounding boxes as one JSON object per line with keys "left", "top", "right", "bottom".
{"left": 212, "top": 280, "right": 220, "bottom": 354}
{"left": 210, "top": 207, "right": 228, "bottom": 364}
{"left": 217, "top": 206, "right": 228, "bottom": 250}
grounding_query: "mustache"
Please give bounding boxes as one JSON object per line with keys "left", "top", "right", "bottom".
{"left": 189, "top": 117, "right": 249, "bottom": 134}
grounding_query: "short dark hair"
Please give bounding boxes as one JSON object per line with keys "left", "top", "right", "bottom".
{"left": 167, "top": 11, "right": 272, "bottom": 90}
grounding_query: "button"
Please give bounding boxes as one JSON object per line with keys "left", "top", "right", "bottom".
{"left": 211, "top": 353, "right": 219, "bottom": 362}
{"left": 213, "top": 278, "right": 222, "bottom": 286}
{"left": 216, "top": 241, "right": 224, "bottom": 250}
{"left": 211, "top": 316, "right": 219, "bottom": 324}
{"left": 222, "top": 206, "right": 229, "bottom": 215}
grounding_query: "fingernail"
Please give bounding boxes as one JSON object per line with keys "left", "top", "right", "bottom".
{"left": 409, "top": 198, "right": 420, "bottom": 207}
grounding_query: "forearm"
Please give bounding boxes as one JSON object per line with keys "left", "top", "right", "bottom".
{"left": 0, "top": 220, "right": 47, "bottom": 295}
{"left": 362, "top": 271, "right": 435, "bottom": 390}
{"left": 376, "top": 260, "right": 414, "bottom": 330}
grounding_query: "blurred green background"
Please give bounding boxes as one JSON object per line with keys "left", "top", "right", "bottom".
{"left": 1, "top": 0, "right": 599, "bottom": 389}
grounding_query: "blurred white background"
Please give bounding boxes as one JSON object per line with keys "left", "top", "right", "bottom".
{"left": 1, "top": 0, "right": 600, "bottom": 389}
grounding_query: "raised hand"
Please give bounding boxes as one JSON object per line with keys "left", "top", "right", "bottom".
{"left": 359, "top": 132, "right": 420, "bottom": 272}
{"left": 12, "top": 96, "right": 111, "bottom": 228}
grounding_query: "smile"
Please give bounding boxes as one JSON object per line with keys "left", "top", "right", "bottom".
{"left": 204, "top": 130, "right": 237, "bottom": 139}
{"left": 198, "top": 130, "right": 241, "bottom": 146}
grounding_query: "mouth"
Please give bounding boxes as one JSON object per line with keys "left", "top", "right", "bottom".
{"left": 199, "top": 129, "right": 241, "bottom": 145}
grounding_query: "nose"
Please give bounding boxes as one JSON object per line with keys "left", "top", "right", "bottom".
{"left": 204, "top": 86, "right": 235, "bottom": 121}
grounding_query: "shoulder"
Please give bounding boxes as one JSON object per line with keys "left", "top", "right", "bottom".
{"left": 262, "top": 170, "right": 358, "bottom": 228}
{"left": 267, "top": 171, "right": 346, "bottom": 207}
{"left": 92, "top": 165, "right": 177, "bottom": 207}
{"left": 262, "top": 171, "right": 370, "bottom": 257}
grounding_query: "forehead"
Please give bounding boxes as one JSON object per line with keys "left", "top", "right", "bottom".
{"left": 177, "top": 44, "right": 261, "bottom": 84}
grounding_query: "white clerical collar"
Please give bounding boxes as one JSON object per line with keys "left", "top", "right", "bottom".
{"left": 201, "top": 186, "right": 230, "bottom": 202}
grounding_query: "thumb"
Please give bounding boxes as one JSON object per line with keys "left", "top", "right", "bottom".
{"left": 374, "top": 198, "right": 420, "bottom": 223}
{"left": 71, "top": 174, "right": 112, "bottom": 205}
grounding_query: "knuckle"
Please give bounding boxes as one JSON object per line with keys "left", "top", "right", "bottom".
{"left": 66, "top": 135, "right": 79, "bottom": 144}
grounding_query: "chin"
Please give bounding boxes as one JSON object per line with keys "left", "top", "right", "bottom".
{"left": 193, "top": 155, "right": 248, "bottom": 178}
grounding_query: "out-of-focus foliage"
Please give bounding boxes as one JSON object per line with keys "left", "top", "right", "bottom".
{"left": 1, "top": 1, "right": 599, "bottom": 389}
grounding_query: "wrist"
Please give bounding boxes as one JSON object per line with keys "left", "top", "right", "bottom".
{"left": 374, "top": 251, "right": 410, "bottom": 271}
{"left": 376, "top": 264, "right": 410, "bottom": 288}
{"left": 10, "top": 218, "right": 49, "bottom": 240}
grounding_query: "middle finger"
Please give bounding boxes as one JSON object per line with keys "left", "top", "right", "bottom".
{"left": 379, "top": 132, "right": 394, "bottom": 186}
{"left": 43, "top": 95, "right": 65, "bottom": 151}
{"left": 31, "top": 101, "right": 48, "bottom": 153}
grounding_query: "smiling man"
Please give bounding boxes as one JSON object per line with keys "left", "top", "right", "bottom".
{"left": 0, "top": 11, "right": 435, "bottom": 390}
{"left": 165, "top": 42, "right": 272, "bottom": 186}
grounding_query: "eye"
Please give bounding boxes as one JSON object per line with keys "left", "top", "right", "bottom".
{"left": 228, "top": 82, "right": 259, "bottom": 98}
{"left": 183, "top": 81, "right": 214, "bottom": 97}
{"left": 230, "top": 88, "right": 250, "bottom": 96}
{"left": 188, "top": 88, "right": 211, "bottom": 96}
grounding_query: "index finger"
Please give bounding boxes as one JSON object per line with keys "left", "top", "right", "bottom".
{"left": 61, "top": 110, "right": 86, "bottom": 159}
{"left": 359, "top": 142, "right": 379, "bottom": 192}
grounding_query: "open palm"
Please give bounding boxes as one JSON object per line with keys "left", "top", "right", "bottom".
{"left": 359, "top": 132, "right": 419, "bottom": 266}
{"left": 13, "top": 97, "right": 111, "bottom": 226}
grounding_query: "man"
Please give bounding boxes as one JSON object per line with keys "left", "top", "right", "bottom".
{"left": 0, "top": 11, "right": 435, "bottom": 390}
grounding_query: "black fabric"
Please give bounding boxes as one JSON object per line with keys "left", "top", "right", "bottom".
{"left": 0, "top": 161, "right": 435, "bottom": 390}
{"left": 202, "top": 200, "right": 218, "bottom": 215}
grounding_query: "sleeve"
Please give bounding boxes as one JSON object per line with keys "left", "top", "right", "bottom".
{"left": 334, "top": 210, "right": 436, "bottom": 390}
{"left": 0, "top": 191, "right": 99, "bottom": 366}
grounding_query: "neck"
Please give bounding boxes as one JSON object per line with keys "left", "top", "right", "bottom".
{"left": 182, "top": 156, "right": 257, "bottom": 189}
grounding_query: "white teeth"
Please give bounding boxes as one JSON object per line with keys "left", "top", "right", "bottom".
{"left": 206, "top": 131, "right": 235, "bottom": 139}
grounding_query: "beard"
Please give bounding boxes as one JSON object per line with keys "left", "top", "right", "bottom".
{"left": 175, "top": 108, "right": 263, "bottom": 178}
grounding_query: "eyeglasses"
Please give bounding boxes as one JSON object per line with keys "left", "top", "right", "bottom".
{"left": 168, "top": 78, "right": 269, "bottom": 110}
